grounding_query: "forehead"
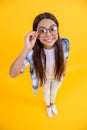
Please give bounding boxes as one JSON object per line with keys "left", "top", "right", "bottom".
{"left": 37, "top": 19, "right": 56, "bottom": 29}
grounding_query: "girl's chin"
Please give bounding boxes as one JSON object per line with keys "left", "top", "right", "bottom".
{"left": 44, "top": 44, "right": 54, "bottom": 49}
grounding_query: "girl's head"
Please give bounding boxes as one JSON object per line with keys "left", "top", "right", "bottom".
{"left": 33, "top": 12, "right": 59, "bottom": 49}
{"left": 33, "top": 12, "right": 59, "bottom": 31}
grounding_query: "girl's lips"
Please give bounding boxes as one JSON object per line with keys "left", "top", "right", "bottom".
{"left": 45, "top": 39, "right": 52, "bottom": 42}
{"left": 44, "top": 38, "right": 54, "bottom": 42}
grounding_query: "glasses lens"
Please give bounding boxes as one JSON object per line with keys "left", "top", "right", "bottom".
{"left": 50, "top": 26, "right": 57, "bottom": 35}
{"left": 38, "top": 28, "right": 47, "bottom": 37}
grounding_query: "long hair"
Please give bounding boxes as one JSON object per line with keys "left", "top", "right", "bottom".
{"left": 32, "top": 12, "right": 64, "bottom": 85}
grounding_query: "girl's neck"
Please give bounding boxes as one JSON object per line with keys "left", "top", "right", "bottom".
{"left": 43, "top": 45, "right": 54, "bottom": 50}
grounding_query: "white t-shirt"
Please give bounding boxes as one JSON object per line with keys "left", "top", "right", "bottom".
{"left": 44, "top": 47, "right": 55, "bottom": 79}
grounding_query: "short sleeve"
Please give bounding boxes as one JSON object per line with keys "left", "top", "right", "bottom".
{"left": 61, "top": 38, "right": 70, "bottom": 59}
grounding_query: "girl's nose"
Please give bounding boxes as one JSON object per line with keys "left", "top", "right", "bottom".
{"left": 46, "top": 30, "right": 51, "bottom": 36}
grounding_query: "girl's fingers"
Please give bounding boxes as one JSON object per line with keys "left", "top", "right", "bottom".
{"left": 29, "top": 32, "right": 38, "bottom": 41}
{"left": 29, "top": 35, "right": 35, "bottom": 41}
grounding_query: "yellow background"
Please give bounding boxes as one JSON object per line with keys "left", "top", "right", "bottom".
{"left": 0, "top": 0, "right": 87, "bottom": 130}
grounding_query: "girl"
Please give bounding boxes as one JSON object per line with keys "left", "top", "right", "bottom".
{"left": 9, "top": 12, "right": 70, "bottom": 118}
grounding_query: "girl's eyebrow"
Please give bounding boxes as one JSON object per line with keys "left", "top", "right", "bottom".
{"left": 37, "top": 24, "right": 57, "bottom": 29}
{"left": 38, "top": 26, "right": 46, "bottom": 29}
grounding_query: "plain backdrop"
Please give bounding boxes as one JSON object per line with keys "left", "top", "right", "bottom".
{"left": 0, "top": 0, "right": 87, "bottom": 130}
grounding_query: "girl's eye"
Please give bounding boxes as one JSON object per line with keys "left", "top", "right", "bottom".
{"left": 50, "top": 26, "right": 57, "bottom": 31}
{"left": 40, "top": 29, "right": 46, "bottom": 33}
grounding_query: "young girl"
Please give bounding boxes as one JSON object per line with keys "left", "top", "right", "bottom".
{"left": 9, "top": 12, "right": 70, "bottom": 118}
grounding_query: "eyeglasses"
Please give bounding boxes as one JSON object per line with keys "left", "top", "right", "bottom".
{"left": 37, "top": 25, "right": 58, "bottom": 38}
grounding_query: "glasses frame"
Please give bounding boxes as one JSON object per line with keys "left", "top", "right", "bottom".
{"left": 37, "top": 25, "right": 58, "bottom": 38}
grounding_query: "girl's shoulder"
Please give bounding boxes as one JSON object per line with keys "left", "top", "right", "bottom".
{"left": 60, "top": 37, "right": 70, "bottom": 46}
{"left": 60, "top": 37, "right": 70, "bottom": 52}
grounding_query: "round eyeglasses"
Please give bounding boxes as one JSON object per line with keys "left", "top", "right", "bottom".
{"left": 37, "top": 25, "right": 58, "bottom": 38}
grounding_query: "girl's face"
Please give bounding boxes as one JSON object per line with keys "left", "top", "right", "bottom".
{"left": 37, "top": 19, "right": 58, "bottom": 49}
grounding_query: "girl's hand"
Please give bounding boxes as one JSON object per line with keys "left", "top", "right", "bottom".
{"left": 24, "top": 31, "right": 38, "bottom": 50}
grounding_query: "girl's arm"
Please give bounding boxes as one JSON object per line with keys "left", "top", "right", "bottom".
{"left": 9, "top": 31, "right": 38, "bottom": 77}
{"left": 9, "top": 47, "right": 31, "bottom": 77}
{"left": 63, "top": 59, "right": 67, "bottom": 77}
{"left": 61, "top": 38, "right": 70, "bottom": 77}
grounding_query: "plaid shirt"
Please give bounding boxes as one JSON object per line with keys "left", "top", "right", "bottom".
{"left": 21, "top": 38, "right": 70, "bottom": 94}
